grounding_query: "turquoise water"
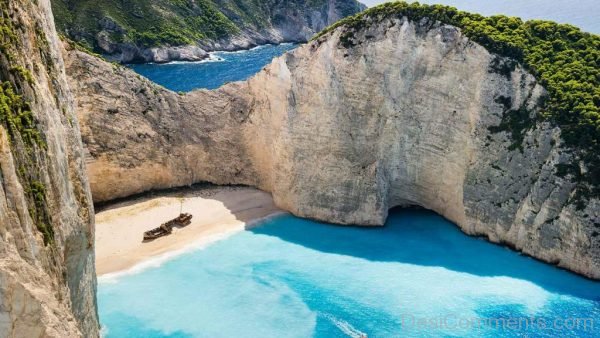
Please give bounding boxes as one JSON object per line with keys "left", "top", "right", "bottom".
{"left": 364, "top": 0, "right": 600, "bottom": 34}
{"left": 99, "top": 210, "right": 600, "bottom": 337}
{"left": 128, "top": 43, "right": 297, "bottom": 92}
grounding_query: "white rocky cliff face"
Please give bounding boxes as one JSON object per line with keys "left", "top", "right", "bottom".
{"left": 0, "top": 0, "right": 98, "bottom": 337}
{"left": 67, "top": 16, "right": 599, "bottom": 280}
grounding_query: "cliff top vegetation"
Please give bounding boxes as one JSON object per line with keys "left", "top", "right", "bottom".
{"left": 51, "top": 0, "right": 365, "bottom": 50}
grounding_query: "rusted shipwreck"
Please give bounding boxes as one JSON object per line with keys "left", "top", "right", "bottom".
{"left": 143, "top": 213, "right": 193, "bottom": 241}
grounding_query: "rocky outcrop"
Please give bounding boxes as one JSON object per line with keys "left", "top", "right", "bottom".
{"left": 0, "top": 0, "right": 98, "bottom": 337}
{"left": 66, "top": 17, "right": 600, "bottom": 279}
{"left": 196, "top": 0, "right": 366, "bottom": 52}
{"left": 52, "top": 0, "right": 366, "bottom": 63}
{"left": 102, "top": 44, "right": 209, "bottom": 65}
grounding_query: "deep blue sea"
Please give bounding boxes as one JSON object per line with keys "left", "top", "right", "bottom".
{"left": 99, "top": 210, "right": 600, "bottom": 338}
{"left": 128, "top": 43, "right": 297, "bottom": 92}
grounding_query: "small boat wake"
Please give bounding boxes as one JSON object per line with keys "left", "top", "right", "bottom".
{"left": 320, "top": 312, "right": 368, "bottom": 338}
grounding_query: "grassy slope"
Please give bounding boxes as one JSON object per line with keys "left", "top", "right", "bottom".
{"left": 315, "top": 1, "right": 599, "bottom": 203}
{"left": 52, "top": 0, "right": 239, "bottom": 48}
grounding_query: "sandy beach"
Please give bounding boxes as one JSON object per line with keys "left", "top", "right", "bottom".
{"left": 94, "top": 185, "right": 283, "bottom": 276}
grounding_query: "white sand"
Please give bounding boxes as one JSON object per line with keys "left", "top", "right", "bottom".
{"left": 94, "top": 186, "right": 282, "bottom": 276}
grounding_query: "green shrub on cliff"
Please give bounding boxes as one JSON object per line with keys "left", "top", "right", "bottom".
{"left": 1, "top": 0, "right": 53, "bottom": 245}
{"left": 316, "top": 1, "right": 600, "bottom": 201}
{"left": 0, "top": 80, "right": 53, "bottom": 246}
{"left": 0, "top": 83, "right": 45, "bottom": 148}
{"left": 52, "top": 0, "right": 238, "bottom": 48}
{"left": 51, "top": 0, "right": 365, "bottom": 51}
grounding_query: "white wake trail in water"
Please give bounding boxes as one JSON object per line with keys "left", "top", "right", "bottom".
{"left": 321, "top": 312, "right": 368, "bottom": 337}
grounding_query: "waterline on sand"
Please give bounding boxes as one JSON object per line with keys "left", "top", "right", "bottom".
{"left": 98, "top": 211, "right": 288, "bottom": 282}
{"left": 94, "top": 186, "right": 283, "bottom": 276}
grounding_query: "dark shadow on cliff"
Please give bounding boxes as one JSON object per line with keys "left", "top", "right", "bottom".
{"left": 248, "top": 207, "right": 600, "bottom": 301}
{"left": 94, "top": 182, "right": 214, "bottom": 213}
{"left": 94, "top": 182, "right": 274, "bottom": 223}
{"left": 94, "top": 182, "right": 281, "bottom": 230}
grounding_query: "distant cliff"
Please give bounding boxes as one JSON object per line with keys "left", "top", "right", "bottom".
{"left": 66, "top": 4, "right": 600, "bottom": 279}
{"left": 0, "top": 0, "right": 98, "bottom": 336}
{"left": 51, "top": 0, "right": 366, "bottom": 63}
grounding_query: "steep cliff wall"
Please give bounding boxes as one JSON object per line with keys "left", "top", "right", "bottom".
{"left": 51, "top": 0, "right": 366, "bottom": 63}
{"left": 66, "top": 16, "right": 599, "bottom": 279}
{"left": 0, "top": 0, "right": 98, "bottom": 336}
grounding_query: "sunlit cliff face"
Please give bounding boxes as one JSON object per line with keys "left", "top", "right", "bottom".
{"left": 67, "top": 15, "right": 599, "bottom": 279}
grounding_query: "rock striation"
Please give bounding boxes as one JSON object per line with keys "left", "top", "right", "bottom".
{"left": 0, "top": 0, "right": 98, "bottom": 336}
{"left": 66, "top": 15, "right": 600, "bottom": 279}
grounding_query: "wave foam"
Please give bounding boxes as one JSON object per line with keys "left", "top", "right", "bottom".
{"left": 149, "top": 54, "right": 225, "bottom": 65}
{"left": 215, "top": 44, "right": 275, "bottom": 55}
{"left": 99, "top": 325, "right": 109, "bottom": 338}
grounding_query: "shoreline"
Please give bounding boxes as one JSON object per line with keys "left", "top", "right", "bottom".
{"left": 98, "top": 211, "right": 288, "bottom": 282}
{"left": 94, "top": 184, "right": 598, "bottom": 281}
{"left": 125, "top": 42, "right": 300, "bottom": 66}
{"left": 119, "top": 40, "right": 303, "bottom": 65}
{"left": 94, "top": 185, "right": 283, "bottom": 277}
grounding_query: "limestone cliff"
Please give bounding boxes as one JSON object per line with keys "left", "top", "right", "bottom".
{"left": 0, "top": 0, "right": 98, "bottom": 336}
{"left": 66, "top": 16, "right": 599, "bottom": 279}
{"left": 51, "top": 0, "right": 366, "bottom": 63}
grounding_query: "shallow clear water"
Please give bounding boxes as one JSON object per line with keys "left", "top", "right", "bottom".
{"left": 364, "top": 0, "right": 600, "bottom": 34}
{"left": 99, "top": 210, "right": 600, "bottom": 337}
{"left": 128, "top": 43, "right": 297, "bottom": 92}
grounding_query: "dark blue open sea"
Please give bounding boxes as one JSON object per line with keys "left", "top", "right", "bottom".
{"left": 129, "top": 43, "right": 297, "bottom": 92}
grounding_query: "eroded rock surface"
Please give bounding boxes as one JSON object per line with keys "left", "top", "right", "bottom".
{"left": 0, "top": 0, "right": 98, "bottom": 336}
{"left": 66, "top": 17, "right": 599, "bottom": 279}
